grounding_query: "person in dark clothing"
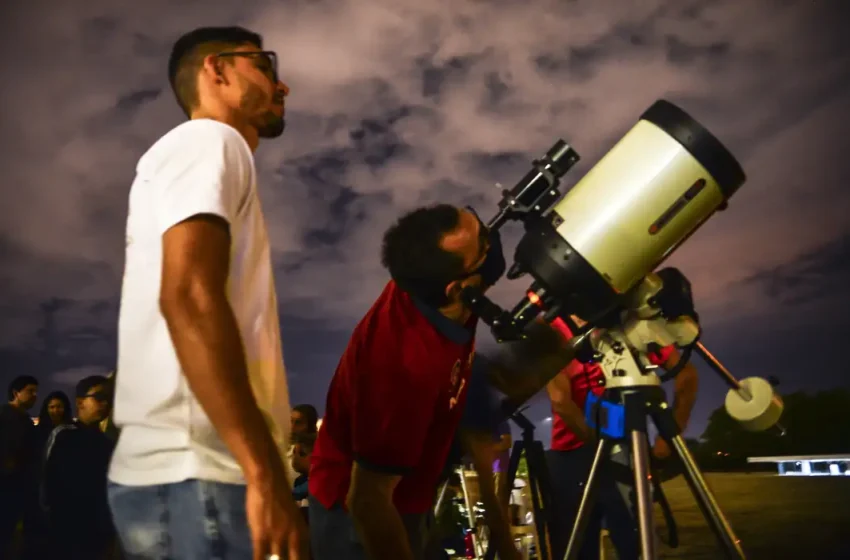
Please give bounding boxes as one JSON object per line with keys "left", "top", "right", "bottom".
{"left": 291, "top": 431, "right": 316, "bottom": 525}
{"left": 99, "top": 372, "right": 120, "bottom": 443}
{"left": 20, "top": 390, "right": 73, "bottom": 560}
{"left": 0, "top": 375, "right": 39, "bottom": 557}
{"left": 42, "top": 375, "right": 115, "bottom": 560}
{"left": 33, "top": 391, "right": 73, "bottom": 455}
{"left": 291, "top": 403, "right": 319, "bottom": 437}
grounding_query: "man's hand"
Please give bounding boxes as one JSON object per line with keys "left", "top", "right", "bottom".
{"left": 246, "top": 477, "right": 309, "bottom": 560}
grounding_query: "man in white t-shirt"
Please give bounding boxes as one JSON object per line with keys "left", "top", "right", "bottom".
{"left": 108, "top": 26, "right": 307, "bottom": 560}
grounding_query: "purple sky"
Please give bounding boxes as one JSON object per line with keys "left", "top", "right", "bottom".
{"left": 1, "top": 0, "right": 848, "bottom": 440}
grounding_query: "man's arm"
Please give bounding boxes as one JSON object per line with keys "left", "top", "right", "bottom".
{"left": 460, "top": 429, "right": 521, "bottom": 560}
{"left": 346, "top": 356, "right": 443, "bottom": 560}
{"left": 159, "top": 215, "right": 289, "bottom": 488}
{"left": 663, "top": 347, "right": 699, "bottom": 432}
{"left": 546, "top": 370, "right": 594, "bottom": 444}
{"left": 346, "top": 465, "right": 413, "bottom": 560}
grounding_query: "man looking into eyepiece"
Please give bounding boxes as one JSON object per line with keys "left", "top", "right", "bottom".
{"left": 545, "top": 318, "right": 699, "bottom": 560}
{"left": 108, "top": 26, "right": 307, "bottom": 560}
{"left": 308, "top": 204, "right": 520, "bottom": 560}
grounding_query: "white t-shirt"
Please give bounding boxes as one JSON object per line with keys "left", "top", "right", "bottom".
{"left": 109, "top": 119, "right": 292, "bottom": 486}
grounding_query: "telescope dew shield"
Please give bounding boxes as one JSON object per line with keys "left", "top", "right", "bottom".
{"left": 514, "top": 100, "right": 745, "bottom": 321}
{"left": 554, "top": 100, "right": 745, "bottom": 294}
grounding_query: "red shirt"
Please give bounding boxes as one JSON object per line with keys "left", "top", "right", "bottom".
{"left": 549, "top": 321, "right": 673, "bottom": 452}
{"left": 309, "top": 281, "right": 476, "bottom": 515}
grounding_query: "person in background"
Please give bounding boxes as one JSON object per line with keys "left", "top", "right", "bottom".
{"left": 99, "top": 372, "right": 120, "bottom": 443}
{"left": 33, "top": 391, "right": 73, "bottom": 453}
{"left": 20, "top": 390, "right": 73, "bottom": 560}
{"left": 291, "top": 431, "right": 316, "bottom": 520}
{"left": 0, "top": 375, "right": 39, "bottom": 557}
{"left": 545, "top": 318, "right": 699, "bottom": 560}
{"left": 42, "top": 375, "right": 115, "bottom": 560}
{"left": 291, "top": 404, "right": 319, "bottom": 437}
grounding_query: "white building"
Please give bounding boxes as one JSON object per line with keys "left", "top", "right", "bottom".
{"left": 748, "top": 454, "right": 850, "bottom": 476}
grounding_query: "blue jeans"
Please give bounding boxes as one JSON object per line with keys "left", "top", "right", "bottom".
{"left": 107, "top": 479, "right": 252, "bottom": 560}
{"left": 308, "top": 494, "right": 430, "bottom": 560}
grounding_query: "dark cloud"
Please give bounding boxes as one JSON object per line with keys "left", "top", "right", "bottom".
{"left": 114, "top": 88, "right": 163, "bottom": 114}
{"left": 742, "top": 234, "right": 850, "bottom": 307}
{"left": 1, "top": 0, "right": 848, "bottom": 435}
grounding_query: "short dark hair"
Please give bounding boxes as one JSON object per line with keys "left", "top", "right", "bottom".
{"left": 381, "top": 204, "right": 466, "bottom": 307}
{"left": 8, "top": 375, "right": 38, "bottom": 401}
{"left": 75, "top": 375, "right": 108, "bottom": 399}
{"left": 168, "top": 26, "right": 263, "bottom": 116}
{"left": 293, "top": 404, "right": 319, "bottom": 432}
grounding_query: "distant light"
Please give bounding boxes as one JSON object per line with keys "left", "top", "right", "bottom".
{"left": 541, "top": 416, "right": 552, "bottom": 424}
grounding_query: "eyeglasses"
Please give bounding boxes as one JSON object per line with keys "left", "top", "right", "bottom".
{"left": 216, "top": 50, "right": 279, "bottom": 83}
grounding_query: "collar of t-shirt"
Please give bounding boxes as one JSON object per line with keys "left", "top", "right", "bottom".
{"left": 411, "top": 297, "right": 474, "bottom": 345}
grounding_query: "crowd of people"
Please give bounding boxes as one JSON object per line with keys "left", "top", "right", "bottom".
{"left": 0, "top": 374, "right": 116, "bottom": 558}
{"left": 2, "top": 23, "right": 702, "bottom": 560}
{"left": 0, "top": 376, "right": 321, "bottom": 560}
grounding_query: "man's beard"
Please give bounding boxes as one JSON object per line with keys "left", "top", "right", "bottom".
{"left": 257, "top": 111, "right": 285, "bottom": 138}
{"left": 240, "top": 82, "right": 286, "bottom": 138}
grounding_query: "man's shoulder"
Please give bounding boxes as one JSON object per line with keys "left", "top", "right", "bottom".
{"left": 0, "top": 403, "right": 15, "bottom": 421}
{"left": 0, "top": 404, "right": 30, "bottom": 425}
{"left": 343, "top": 282, "right": 443, "bottom": 376}
{"left": 45, "top": 423, "right": 78, "bottom": 459}
{"left": 349, "top": 281, "right": 413, "bottom": 343}
{"left": 159, "top": 119, "right": 246, "bottom": 148}
{"left": 49, "top": 423, "right": 78, "bottom": 441}
{"left": 138, "top": 119, "right": 252, "bottom": 172}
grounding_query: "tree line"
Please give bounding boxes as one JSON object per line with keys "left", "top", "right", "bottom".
{"left": 688, "top": 387, "right": 850, "bottom": 471}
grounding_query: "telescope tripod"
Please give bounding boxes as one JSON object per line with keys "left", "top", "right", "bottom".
{"left": 564, "top": 385, "right": 745, "bottom": 560}
{"left": 482, "top": 411, "right": 555, "bottom": 560}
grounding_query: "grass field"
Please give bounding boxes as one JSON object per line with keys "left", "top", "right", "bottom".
{"left": 651, "top": 473, "right": 850, "bottom": 559}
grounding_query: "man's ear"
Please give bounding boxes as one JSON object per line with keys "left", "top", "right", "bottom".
{"left": 445, "top": 280, "right": 463, "bottom": 302}
{"left": 201, "top": 54, "right": 227, "bottom": 84}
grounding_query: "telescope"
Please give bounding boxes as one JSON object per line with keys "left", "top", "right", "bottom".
{"left": 463, "top": 100, "right": 784, "bottom": 560}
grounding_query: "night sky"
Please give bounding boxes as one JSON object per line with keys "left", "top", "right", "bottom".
{"left": 1, "top": 0, "right": 848, "bottom": 442}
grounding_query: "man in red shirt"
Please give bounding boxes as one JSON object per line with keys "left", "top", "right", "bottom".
{"left": 308, "top": 204, "right": 519, "bottom": 560}
{"left": 546, "top": 319, "right": 699, "bottom": 560}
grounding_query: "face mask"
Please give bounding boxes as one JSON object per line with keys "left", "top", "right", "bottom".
{"left": 478, "top": 227, "right": 507, "bottom": 288}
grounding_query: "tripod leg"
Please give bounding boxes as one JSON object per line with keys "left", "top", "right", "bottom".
{"left": 525, "top": 441, "right": 552, "bottom": 560}
{"left": 434, "top": 479, "right": 450, "bottom": 517}
{"left": 670, "top": 435, "right": 746, "bottom": 559}
{"left": 630, "top": 431, "right": 657, "bottom": 560}
{"left": 564, "top": 438, "right": 610, "bottom": 560}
